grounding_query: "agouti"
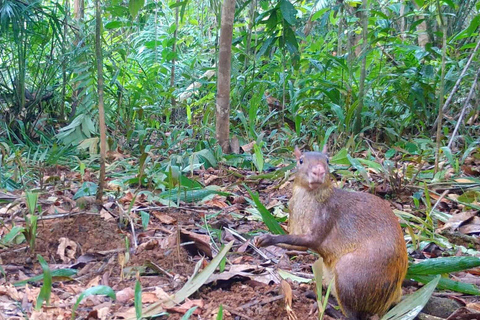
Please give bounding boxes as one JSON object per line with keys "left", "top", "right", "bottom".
{"left": 256, "top": 147, "right": 408, "bottom": 320}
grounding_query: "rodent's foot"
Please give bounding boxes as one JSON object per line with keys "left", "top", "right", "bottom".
{"left": 255, "top": 234, "right": 274, "bottom": 248}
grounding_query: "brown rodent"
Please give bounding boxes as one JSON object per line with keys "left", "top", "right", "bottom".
{"left": 256, "top": 147, "right": 408, "bottom": 320}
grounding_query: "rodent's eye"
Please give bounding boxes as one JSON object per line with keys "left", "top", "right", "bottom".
{"left": 326, "top": 158, "right": 330, "bottom": 165}
{"left": 299, "top": 158, "right": 304, "bottom": 165}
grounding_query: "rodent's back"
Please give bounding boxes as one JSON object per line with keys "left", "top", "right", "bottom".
{"left": 289, "top": 186, "right": 406, "bottom": 266}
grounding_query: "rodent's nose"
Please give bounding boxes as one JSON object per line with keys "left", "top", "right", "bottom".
{"left": 310, "top": 164, "right": 326, "bottom": 181}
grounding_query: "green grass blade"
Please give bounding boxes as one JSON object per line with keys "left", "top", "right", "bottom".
{"left": 35, "top": 255, "right": 52, "bottom": 310}
{"left": 71, "top": 285, "right": 116, "bottom": 320}
{"left": 245, "top": 185, "right": 285, "bottom": 235}
{"left": 382, "top": 275, "right": 440, "bottom": 320}
{"left": 135, "top": 279, "right": 142, "bottom": 319}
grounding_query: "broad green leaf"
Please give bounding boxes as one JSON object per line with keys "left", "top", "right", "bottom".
{"left": 14, "top": 269, "right": 77, "bottom": 287}
{"left": 26, "top": 192, "right": 39, "bottom": 215}
{"left": 347, "top": 155, "right": 370, "bottom": 182}
{"left": 73, "top": 182, "right": 98, "bottom": 200}
{"left": 129, "top": 0, "right": 145, "bottom": 18}
{"left": 382, "top": 275, "right": 440, "bottom": 320}
{"left": 253, "top": 143, "right": 264, "bottom": 173}
{"left": 356, "top": 158, "right": 384, "bottom": 173}
{"left": 105, "top": 21, "right": 123, "bottom": 29}
{"left": 409, "top": 274, "right": 480, "bottom": 295}
{"left": 407, "top": 257, "right": 480, "bottom": 275}
{"left": 71, "top": 286, "right": 116, "bottom": 319}
{"left": 245, "top": 185, "right": 285, "bottom": 235}
{"left": 140, "top": 211, "right": 150, "bottom": 230}
{"left": 440, "top": 146, "right": 455, "bottom": 169}
{"left": 279, "top": 0, "right": 297, "bottom": 25}
{"left": 385, "top": 148, "right": 396, "bottom": 159}
{"left": 181, "top": 306, "right": 198, "bottom": 319}
{"left": 159, "top": 188, "right": 230, "bottom": 203}
{"left": 35, "top": 255, "right": 52, "bottom": 310}
{"left": 0, "top": 226, "right": 25, "bottom": 246}
{"left": 278, "top": 269, "right": 312, "bottom": 283}
{"left": 330, "top": 148, "right": 349, "bottom": 165}
{"left": 216, "top": 305, "right": 223, "bottom": 320}
{"left": 283, "top": 26, "right": 298, "bottom": 55}
{"left": 311, "top": 8, "right": 329, "bottom": 21}
{"left": 135, "top": 280, "right": 142, "bottom": 319}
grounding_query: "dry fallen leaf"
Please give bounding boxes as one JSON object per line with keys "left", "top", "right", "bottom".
{"left": 57, "top": 237, "right": 77, "bottom": 263}
{"left": 116, "top": 287, "right": 135, "bottom": 303}
{"left": 165, "top": 298, "right": 204, "bottom": 314}
{"left": 152, "top": 212, "right": 177, "bottom": 224}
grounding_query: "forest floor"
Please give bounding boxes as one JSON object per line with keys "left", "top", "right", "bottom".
{"left": 1, "top": 152, "right": 480, "bottom": 319}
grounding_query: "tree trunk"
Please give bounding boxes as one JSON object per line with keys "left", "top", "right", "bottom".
{"left": 353, "top": 0, "right": 369, "bottom": 134}
{"left": 215, "top": 0, "right": 235, "bottom": 153}
{"left": 95, "top": 0, "right": 106, "bottom": 202}
{"left": 399, "top": 1, "right": 405, "bottom": 40}
{"left": 412, "top": 1, "right": 429, "bottom": 48}
{"left": 70, "top": 0, "right": 84, "bottom": 119}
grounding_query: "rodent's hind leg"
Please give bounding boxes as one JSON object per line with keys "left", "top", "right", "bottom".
{"left": 255, "top": 234, "right": 317, "bottom": 251}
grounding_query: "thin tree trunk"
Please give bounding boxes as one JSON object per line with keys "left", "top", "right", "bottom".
{"left": 71, "top": 0, "right": 84, "bottom": 119}
{"left": 434, "top": 0, "right": 447, "bottom": 173}
{"left": 61, "top": 0, "right": 69, "bottom": 121}
{"left": 215, "top": 0, "right": 235, "bottom": 153}
{"left": 399, "top": 1, "right": 405, "bottom": 40}
{"left": 170, "top": 0, "right": 179, "bottom": 119}
{"left": 95, "top": 0, "right": 106, "bottom": 202}
{"left": 337, "top": 4, "right": 344, "bottom": 56}
{"left": 413, "top": 1, "right": 429, "bottom": 48}
{"left": 353, "top": 0, "right": 368, "bottom": 134}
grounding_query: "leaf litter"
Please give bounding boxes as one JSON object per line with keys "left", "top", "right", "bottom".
{"left": 2, "top": 150, "right": 480, "bottom": 319}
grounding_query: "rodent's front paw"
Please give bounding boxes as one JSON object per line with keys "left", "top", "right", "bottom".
{"left": 255, "top": 234, "right": 273, "bottom": 248}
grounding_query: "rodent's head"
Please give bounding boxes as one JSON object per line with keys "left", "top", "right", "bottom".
{"left": 294, "top": 146, "right": 330, "bottom": 191}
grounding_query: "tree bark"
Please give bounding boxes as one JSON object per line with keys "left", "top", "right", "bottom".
{"left": 353, "top": 0, "right": 369, "bottom": 134}
{"left": 95, "top": 0, "right": 106, "bottom": 202}
{"left": 215, "top": 0, "right": 235, "bottom": 153}
{"left": 412, "top": 1, "right": 429, "bottom": 48}
{"left": 71, "top": 0, "right": 84, "bottom": 119}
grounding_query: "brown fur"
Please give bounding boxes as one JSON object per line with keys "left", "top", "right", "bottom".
{"left": 256, "top": 150, "right": 408, "bottom": 320}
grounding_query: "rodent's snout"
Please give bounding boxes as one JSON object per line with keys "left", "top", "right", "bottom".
{"left": 309, "top": 163, "right": 326, "bottom": 184}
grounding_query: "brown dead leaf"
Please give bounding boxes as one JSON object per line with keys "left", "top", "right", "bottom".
{"left": 203, "top": 195, "right": 228, "bottom": 208}
{"left": 86, "top": 276, "right": 101, "bottom": 288}
{"left": 281, "top": 280, "right": 297, "bottom": 320}
{"left": 166, "top": 298, "right": 203, "bottom": 314}
{"left": 180, "top": 229, "right": 212, "bottom": 257}
{"left": 438, "top": 211, "right": 477, "bottom": 232}
{"left": 241, "top": 141, "right": 255, "bottom": 153}
{"left": 466, "top": 301, "right": 480, "bottom": 311}
{"left": 136, "top": 239, "right": 159, "bottom": 253}
{"left": 0, "top": 284, "right": 21, "bottom": 301}
{"left": 459, "top": 216, "right": 480, "bottom": 235}
{"left": 154, "top": 287, "right": 171, "bottom": 301}
{"left": 25, "top": 285, "right": 40, "bottom": 302}
{"left": 152, "top": 212, "right": 177, "bottom": 224}
{"left": 455, "top": 178, "right": 477, "bottom": 183}
{"left": 100, "top": 208, "right": 114, "bottom": 220}
{"left": 204, "top": 174, "right": 220, "bottom": 185}
{"left": 57, "top": 237, "right": 77, "bottom": 263}
{"left": 116, "top": 287, "right": 135, "bottom": 303}
{"left": 142, "top": 292, "right": 158, "bottom": 303}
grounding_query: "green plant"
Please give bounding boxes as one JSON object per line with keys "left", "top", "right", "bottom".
{"left": 24, "top": 192, "right": 39, "bottom": 253}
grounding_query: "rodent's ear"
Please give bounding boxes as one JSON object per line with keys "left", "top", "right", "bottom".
{"left": 294, "top": 146, "right": 302, "bottom": 160}
{"left": 321, "top": 144, "right": 328, "bottom": 155}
